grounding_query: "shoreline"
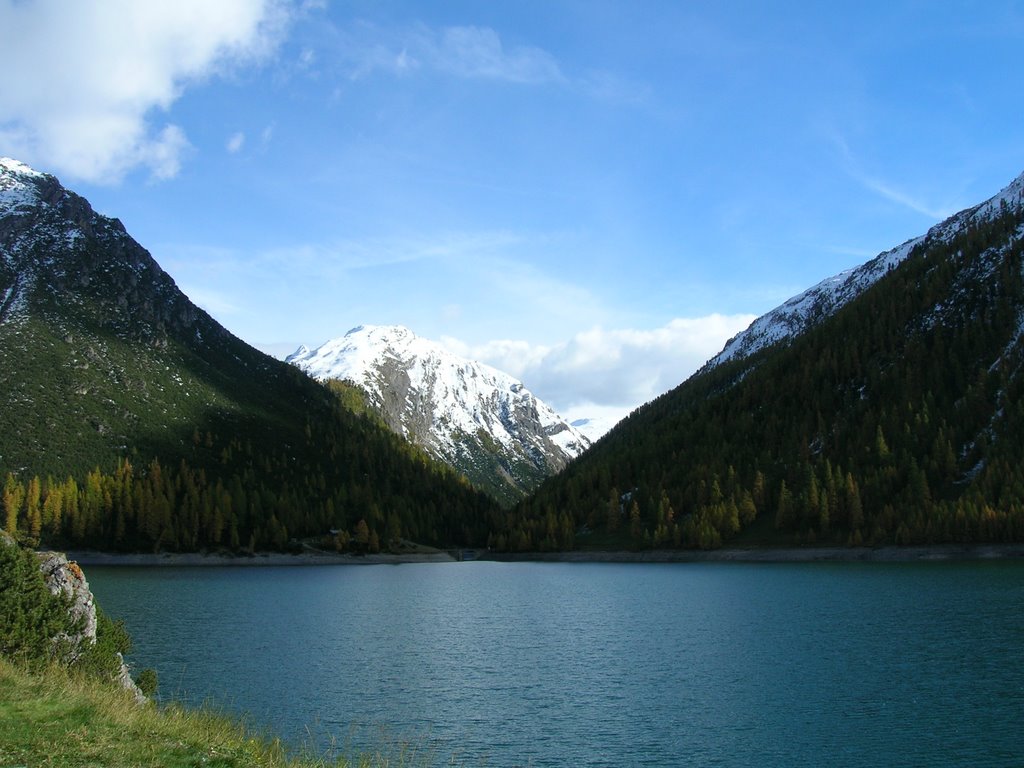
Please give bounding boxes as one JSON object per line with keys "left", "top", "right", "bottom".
{"left": 64, "top": 543, "right": 1024, "bottom": 566}
{"left": 66, "top": 549, "right": 458, "bottom": 567}
{"left": 481, "top": 543, "right": 1024, "bottom": 563}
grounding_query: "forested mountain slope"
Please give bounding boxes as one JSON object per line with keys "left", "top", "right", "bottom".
{"left": 0, "top": 158, "right": 498, "bottom": 552}
{"left": 502, "top": 170, "right": 1024, "bottom": 551}
{"left": 708, "top": 169, "right": 1024, "bottom": 370}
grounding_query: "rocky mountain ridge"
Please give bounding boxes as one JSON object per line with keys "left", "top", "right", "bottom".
{"left": 707, "top": 169, "right": 1024, "bottom": 370}
{"left": 288, "top": 325, "right": 590, "bottom": 504}
{"left": 0, "top": 156, "right": 277, "bottom": 476}
{"left": 1, "top": 157, "right": 211, "bottom": 341}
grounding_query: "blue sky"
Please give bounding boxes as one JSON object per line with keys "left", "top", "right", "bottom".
{"left": 3, "top": 1, "right": 1024, "bottom": 429}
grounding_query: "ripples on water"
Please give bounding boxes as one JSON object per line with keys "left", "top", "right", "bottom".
{"left": 88, "top": 561, "right": 1024, "bottom": 767}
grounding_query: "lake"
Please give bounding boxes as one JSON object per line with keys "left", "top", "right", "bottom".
{"left": 86, "top": 560, "right": 1024, "bottom": 767}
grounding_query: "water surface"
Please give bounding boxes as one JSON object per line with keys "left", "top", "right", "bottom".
{"left": 87, "top": 560, "right": 1024, "bottom": 767}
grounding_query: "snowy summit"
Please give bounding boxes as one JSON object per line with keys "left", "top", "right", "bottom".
{"left": 288, "top": 325, "right": 590, "bottom": 502}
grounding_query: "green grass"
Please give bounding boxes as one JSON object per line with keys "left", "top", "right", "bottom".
{"left": 0, "top": 659, "right": 440, "bottom": 768}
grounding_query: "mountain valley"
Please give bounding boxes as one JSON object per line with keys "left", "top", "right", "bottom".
{"left": 5, "top": 155, "right": 1024, "bottom": 555}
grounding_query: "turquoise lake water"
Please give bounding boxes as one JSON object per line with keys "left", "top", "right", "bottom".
{"left": 86, "top": 560, "right": 1024, "bottom": 767}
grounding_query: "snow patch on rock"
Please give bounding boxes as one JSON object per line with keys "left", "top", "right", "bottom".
{"left": 288, "top": 325, "right": 591, "bottom": 493}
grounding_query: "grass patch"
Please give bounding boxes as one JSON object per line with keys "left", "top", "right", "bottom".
{"left": 0, "top": 658, "right": 291, "bottom": 767}
{"left": 0, "top": 659, "right": 438, "bottom": 768}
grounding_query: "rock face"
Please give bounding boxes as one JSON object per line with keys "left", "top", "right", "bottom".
{"left": 36, "top": 549, "right": 145, "bottom": 703}
{"left": 36, "top": 552, "right": 96, "bottom": 664}
{"left": 288, "top": 325, "right": 590, "bottom": 504}
{"left": 0, "top": 157, "right": 208, "bottom": 339}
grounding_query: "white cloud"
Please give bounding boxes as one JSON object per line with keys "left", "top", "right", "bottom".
{"left": 226, "top": 131, "right": 247, "bottom": 154}
{"left": 443, "top": 314, "right": 757, "bottom": 417}
{"left": 394, "top": 48, "right": 418, "bottom": 73}
{"left": 0, "top": 0, "right": 290, "bottom": 183}
{"left": 145, "top": 125, "right": 192, "bottom": 180}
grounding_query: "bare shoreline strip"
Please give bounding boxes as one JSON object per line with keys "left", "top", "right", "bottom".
{"left": 66, "top": 550, "right": 458, "bottom": 567}
{"left": 482, "top": 543, "right": 1024, "bottom": 563}
{"left": 66, "top": 543, "right": 1024, "bottom": 567}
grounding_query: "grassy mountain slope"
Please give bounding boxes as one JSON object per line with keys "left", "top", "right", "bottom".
{"left": 501, "top": 173, "right": 1024, "bottom": 551}
{"left": 0, "top": 160, "right": 499, "bottom": 552}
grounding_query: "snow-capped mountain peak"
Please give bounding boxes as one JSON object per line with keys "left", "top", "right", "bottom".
{"left": 2, "top": 157, "right": 191, "bottom": 332}
{"left": 707, "top": 169, "right": 1024, "bottom": 370}
{"left": 288, "top": 324, "right": 590, "bottom": 502}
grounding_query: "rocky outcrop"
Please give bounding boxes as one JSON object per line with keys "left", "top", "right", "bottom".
{"left": 36, "top": 549, "right": 146, "bottom": 703}
{"left": 36, "top": 552, "right": 97, "bottom": 664}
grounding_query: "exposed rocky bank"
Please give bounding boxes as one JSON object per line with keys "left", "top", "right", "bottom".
{"left": 1, "top": 532, "right": 145, "bottom": 701}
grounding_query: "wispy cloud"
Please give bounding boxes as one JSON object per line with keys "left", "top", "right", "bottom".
{"left": 855, "top": 174, "right": 952, "bottom": 219}
{"left": 254, "top": 229, "right": 526, "bottom": 274}
{"left": 0, "top": 0, "right": 290, "bottom": 183}
{"left": 259, "top": 123, "right": 275, "bottom": 151}
{"left": 433, "top": 26, "right": 565, "bottom": 84}
{"left": 179, "top": 285, "right": 242, "bottom": 318}
{"left": 833, "top": 134, "right": 956, "bottom": 220}
{"left": 160, "top": 229, "right": 530, "bottom": 285}
{"left": 309, "top": 19, "right": 664, "bottom": 111}
{"left": 226, "top": 131, "right": 246, "bottom": 154}
{"left": 822, "top": 244, "right": 883, "bottom": 262}
{"left": 326, "top": 21, "right": 566, "bottom": 86}
{"left": 580, "top": 70, "right": 653, "bottom": 106}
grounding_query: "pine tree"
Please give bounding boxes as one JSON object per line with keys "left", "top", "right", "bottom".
{"left": 739, "top": 491, "right": 757, "bottom": 526}
{"left": 3, "top": 475, "right": 24, "bottom": 536}
{"left": 775, "top": 480, "right": 792, "bottom": 530}
{"left": 629, "top": 500, "right": 642, "bottom": 539}
{"left": 606, "top": 487, "right": 620, "bottom": 533}
{"left": 353, "top": 519, "right": 370, "bottom": 548}
{"left": 25, "top": 477, "right": 42, "bottom": 543}
{"left": 41, "top": 480, "right": 63, "bottom": 537}
{"left": 846, "top": 473, "right": 864, "bottom": 532}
